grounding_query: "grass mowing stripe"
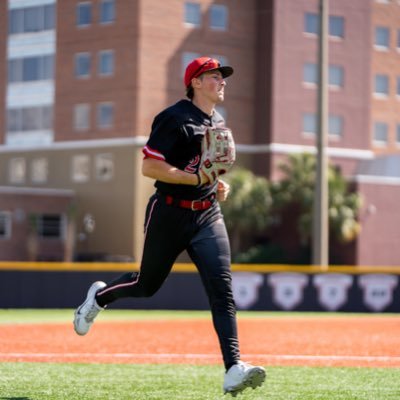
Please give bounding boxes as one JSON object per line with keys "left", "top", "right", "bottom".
{"left": 0, "top": 363, "right": 399, "bottom": 400}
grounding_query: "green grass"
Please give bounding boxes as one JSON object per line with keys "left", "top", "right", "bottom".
{"left": 0, "top": 363, "right": 399, "bottom": 399}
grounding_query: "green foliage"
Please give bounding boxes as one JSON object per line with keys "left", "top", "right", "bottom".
{"left": 220, "top": 168, "right": 274, "bottom": 256}
{"left": 233, "top": 243, "right": 289, "bottom": 264}
{"left": 221, "top": 168, "right": 273, "bottom": 234}
{"left": 271, "top": 153, "right": 363, "bottom": 244}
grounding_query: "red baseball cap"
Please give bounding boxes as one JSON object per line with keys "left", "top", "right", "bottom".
{"left": 184, "top": 56, "right": 234, "bottom": 88}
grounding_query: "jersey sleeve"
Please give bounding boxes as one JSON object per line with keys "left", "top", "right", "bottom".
{"left": 142, "top": 111, "right": 181, "bottom": 162}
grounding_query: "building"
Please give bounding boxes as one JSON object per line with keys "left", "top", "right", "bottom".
{"left": 0, "top": 0, "right": 399, "bottom": 264}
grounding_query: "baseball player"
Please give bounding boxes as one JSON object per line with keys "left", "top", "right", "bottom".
{"left": 73, "top": 56, "right": 266, "bottom": 396}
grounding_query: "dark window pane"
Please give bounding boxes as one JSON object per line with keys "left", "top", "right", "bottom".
{"left": 24, "top": 6, "right": 42, "bottom": 32}
{"left": 23, "top": 57, "right": 40, "bottom": 81}
{"left": 44, "top": 4, "right": 55, "bottom": 30}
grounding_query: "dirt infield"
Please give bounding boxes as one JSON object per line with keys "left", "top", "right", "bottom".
{"left": 1, "top": 316, "right": 399, "bottom": 368}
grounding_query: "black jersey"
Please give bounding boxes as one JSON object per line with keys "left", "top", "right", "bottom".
{"left": 143, "top": 99, "right": 226, "bottom": 200}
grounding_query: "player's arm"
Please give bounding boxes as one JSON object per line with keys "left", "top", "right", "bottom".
{"left": 142, "top": 157, "right": 201, "bottom": 186}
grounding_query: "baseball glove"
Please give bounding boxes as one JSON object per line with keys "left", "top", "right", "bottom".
{"left": 199, "top": 127, "right": 236, "bottom": 184}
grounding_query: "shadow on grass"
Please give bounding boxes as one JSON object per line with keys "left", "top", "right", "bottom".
{"left": 0, "top": 398, "right": 32, "bottom": 400}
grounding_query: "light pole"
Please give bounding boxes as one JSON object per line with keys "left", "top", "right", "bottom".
{"left": 312, "top": 0, "right": 329, "bottom": 268}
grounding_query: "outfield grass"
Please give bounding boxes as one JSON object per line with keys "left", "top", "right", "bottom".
{"left": 0, "top": 362, "right": 399, "bottom": 399}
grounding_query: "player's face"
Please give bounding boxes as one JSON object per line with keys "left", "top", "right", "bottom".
{"left": 198, "top": 71, "right": 226, "bottom": 103}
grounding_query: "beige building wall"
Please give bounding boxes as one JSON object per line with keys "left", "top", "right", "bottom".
{"left": 0, "top": 140, "right": 150, "bottom": 261}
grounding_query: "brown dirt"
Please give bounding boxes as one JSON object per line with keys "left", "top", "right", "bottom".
{"left": 1, "top": 316, "right": 399, "bottom": 367}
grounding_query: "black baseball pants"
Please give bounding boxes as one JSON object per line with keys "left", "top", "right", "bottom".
{"left": 95, "top": 193, "right": 240, "bottom": 369}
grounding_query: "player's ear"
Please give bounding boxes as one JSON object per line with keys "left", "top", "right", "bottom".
{"left": 191, "top": 76, "right": 202, "bottom": 89}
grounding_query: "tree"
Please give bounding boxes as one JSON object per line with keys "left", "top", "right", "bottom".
{"left": 271, "top": 153, "right": 363, "bottom": 245}
{"left": 220, "top": 168, "right": 273, "bottom": 255}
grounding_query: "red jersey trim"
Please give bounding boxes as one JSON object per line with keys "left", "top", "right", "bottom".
{"left": 142, "top": 145, "right": 166, "bottom": 161}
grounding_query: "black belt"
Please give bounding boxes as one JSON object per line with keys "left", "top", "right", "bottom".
{"left": 164, "top": 194, "right": 216, "bottom": 211}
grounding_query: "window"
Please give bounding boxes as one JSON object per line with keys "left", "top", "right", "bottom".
{"left": 8, "top": 55, "right": 54, "bottom": 83}
{"left": 77, "top": 2, "right": 92, "bottom": 27}
{"left": 35, "top": 214, "right": 64, "bottom": 239}
{"left": 72, "top": 155, "right": 90, "bottom": 182}
{"left": 329, "top": 65, "right": 344, "bottom": 87}
{"left": 374, "top": 74, "right": 389, "bottom": 96}
{"left": 44, "top": 4, "right": 55, "bottom": 30}
{"left": 74, "top": 104, "right": 91, "bottom": 131}
{"left": 98, "top": 50, "right": 114, "bottom": 76}
{"left": 304, "top": 13, "right": 344, "bottom": 38}
{"left": 24, "top": 6, "right": 42, "bottom": 32}
{"left": 0, "top": 212, "right": 12, "bottom": 239}
{"left": 329, "top": 16, "right": 344, "bottom": 38}
{"left": 8, "top": 158, "right": 26, "bottom": 184}
{"left": 303, "top": 113, "right": 343, "bottom": 136}
{"left": 7, "top": 106, "right": 53, "bottom": 133}
{"left": 210, "top": 4, "right": 228, "bottom": 31}
{"left": 373, "top": 122, "right": 388, "bottom": 144}
{"left": 184, "top": 2, "right": 201, "bottom": 26}
{"left": 9, "top": 9, "right": 23, "bottom": 34}
{"left": 75, "top": 53, "right": 91, "bottom": 78}
{"left": 303, "top": 63, "right": 317, "bottom": 84}
{"left": 23, "top": 57, "right": 42, "bottom": 81}
{"left": 304, "top": 13, "right": 318, "bottom": 35}
{"left": 397, "top": 29, "right": 400, "bottom": 48}
{"left": 97, "top": 102, "right": 114, "bottom": 129}
{"left": 8, "top": 4, "right": 55, "bottom": 35}
{"left": 100, "top": 0, "right": 115, "bottom": 24}
{"left": 96, "top": 153, "right": 114, "bottom": 181}
{"left": 31, "top": 158, "right": 48, "bottom": 184}
{"left": 397, "top": 124, "right": 400, "bottom": 145}
{"left": 397, "top": 77, "right": 400, "bottom": 96}
{"left": 329, "top": 115, "right": 343, "bottom": 137}
{"left": 375, "top": 26, "right": 390, "bottom": 49}
{"left": 303, "top": 63, "right": 344, "bottom": 87}
{"left": 303, "top": 113, "right": 317, "bottom": 134}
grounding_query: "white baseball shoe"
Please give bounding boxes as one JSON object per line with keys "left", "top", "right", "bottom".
{"left": 223, "top": 361, "right": 266, "bottom": 397}
{"left": 73, "top": 281, "right": 106, "bottom": 336}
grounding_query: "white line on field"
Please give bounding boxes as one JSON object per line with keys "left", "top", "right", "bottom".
{"left": 1, "top": 353, "right": 400, "bottom": 362}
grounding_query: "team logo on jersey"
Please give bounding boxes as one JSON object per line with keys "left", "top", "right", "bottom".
{"left": 184, "top": 155, "right": 200, "bottom": 173}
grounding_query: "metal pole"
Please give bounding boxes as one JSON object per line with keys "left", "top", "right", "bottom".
{"left": 312, "top": 0, "right": 329, "bottom": 268}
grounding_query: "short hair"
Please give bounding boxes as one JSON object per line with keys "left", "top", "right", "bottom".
{"left": 186, "top": 85, "right": 194, "bottom": 100}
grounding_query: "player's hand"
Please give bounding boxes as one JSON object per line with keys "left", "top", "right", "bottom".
{"left": 217, "top": 179, "right": 230, "bottom": 202}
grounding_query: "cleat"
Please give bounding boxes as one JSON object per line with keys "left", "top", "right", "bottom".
{"left": 73, "top": 281, "right": 106, "bottom": 336}
{"left": 223, "top": 361, "right": 266, "bottom": 396}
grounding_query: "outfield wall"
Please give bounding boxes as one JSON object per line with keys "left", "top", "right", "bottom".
{"left": 0, "top": 262, "right": 399, "bottom": 312}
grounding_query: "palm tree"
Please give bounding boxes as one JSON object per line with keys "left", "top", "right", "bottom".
{"left": 220, "top": 168, "right": 273, "bottom": 255}
{"left": 271, "top": 153, "right": 363, "bottom": 245}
